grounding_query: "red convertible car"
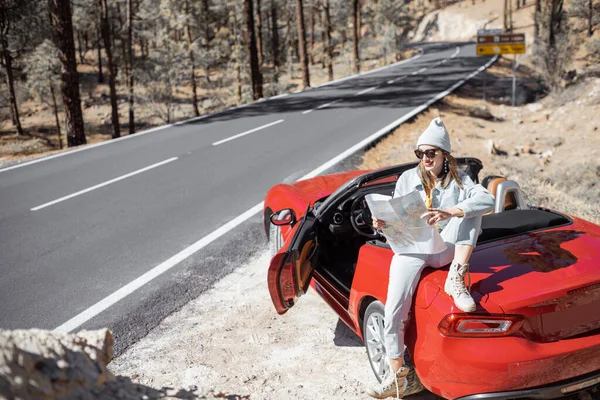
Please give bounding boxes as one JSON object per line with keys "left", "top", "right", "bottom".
{"left": 263, "top": 158, "right": 600, "bottom": 399}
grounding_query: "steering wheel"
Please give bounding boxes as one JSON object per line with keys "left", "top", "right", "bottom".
{"left": 350, "top": 194, "right": 380, "bottom": 239}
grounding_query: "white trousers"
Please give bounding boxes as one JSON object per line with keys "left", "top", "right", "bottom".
{"left": 383, "top": 215, "right": 482, "bottom": 359}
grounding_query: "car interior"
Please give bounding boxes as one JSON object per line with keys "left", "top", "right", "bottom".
{"left": 313, "top": 164, "right": 573, "bottom": 297}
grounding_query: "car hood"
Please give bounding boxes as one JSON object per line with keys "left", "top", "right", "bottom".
{"left": 290, "top": 170, "right": 366, "bottom": 206}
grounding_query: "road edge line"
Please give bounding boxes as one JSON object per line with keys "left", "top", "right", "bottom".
{"left": 53, "top": 50, "right": 497, "bottom": 333}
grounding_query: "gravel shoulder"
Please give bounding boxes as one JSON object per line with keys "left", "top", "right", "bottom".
{"left": 109, "top": 250, "right": 434, "bottom": 399}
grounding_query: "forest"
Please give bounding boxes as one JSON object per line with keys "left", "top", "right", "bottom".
{"left": 0, "top": 0, "right": 598, "bottom": 150}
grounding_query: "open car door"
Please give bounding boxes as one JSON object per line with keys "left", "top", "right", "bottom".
{"left": 267, "top": 210, "right": 319, "bottom": 315}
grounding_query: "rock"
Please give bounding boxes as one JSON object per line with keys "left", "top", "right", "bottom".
{"left": 527, "top": 103, "right": 543, "bottom": 112}
{"left": 512, "top": 119, "right": 523, "bottom": 125}
{"left": 468, "top": 105, "right": 495, "bottom": 120}
{"left": 472, "top": 120, "right": 485, "bottom": 128}
{"left": 0, "top": 329, "right": 209, "bottom": 399}
{"left": 485, "top": 140, "right": 507, "bottom": 156}
{"left": 0, "top": 329, "right": 114, "bottom": 399}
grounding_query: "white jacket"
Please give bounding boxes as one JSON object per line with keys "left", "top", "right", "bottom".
{"left": 393, "top": 167, "right": 495, "bottom": 230}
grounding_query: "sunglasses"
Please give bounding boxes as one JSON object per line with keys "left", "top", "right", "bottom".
{"left": 414, "top": 149, "right": 439, "bottom": 160}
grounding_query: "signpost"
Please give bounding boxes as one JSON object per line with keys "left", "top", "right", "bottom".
{"left": 476, "top": 30, "right": 527, "bottom": 106}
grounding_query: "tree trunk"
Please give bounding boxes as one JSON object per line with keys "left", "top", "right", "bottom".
{"left": 256, "top": 0, "right": 263, "bottom": 67}
{"left": 516, "top": 0, "right": 520, "bottom": 10}
{"left": 549, "top": 0, "right": 564, "bottom": 49}
{"left": 270, "top": 0, "right": 279, "bottom": 69}
{"left": 49, "top": 0, "right": 86, "bottom": 147}
{"left": 201, "top": 0, "right": 210, "bottom": 48}
{"left": 243, "top": 0, "right": 263, "bottom": 99}
{"left": 127, "top": 0, "right": 135, "bottom": 133}
{"left": 231, "top": 6, "right": 242, "bottom": 104}
{"left": 1, "top": 45, "right": 23, "bottom": 136}
{"left": 99, "top": 0, "right": 120, "bottom": 139}
{"left": 323, "top": 0, "right": 333, "bottom": 81}
{"left": 96, "top": 27, "right": 104, "bottom": 83}
{"left": 534, "top": 0, "right": 541, "bottom": 37}
{"left": 201, "top": 0, "right": 211, "bottom": 81}
{"left": 588, "top": 0, "right": 593, "bottom": 36}
{"left": 508, "top": 0, "right": 513, "bottom": 31}
{"left": 352, "top": 0, "right": 360, "bottom": 74}
{"left": 76, "top": 29, "right": 85, "bottom": 64}
{"left": 296, "top": 0, "right": 310, "bottom": 88}
{"left": 504, "top": 0, "right": 508, "bottom": 31}
{"left": 184, "top": 0, "right": 199, "bottom": 117}
{"left": 49, "top": 81, "right": 63, "bottom": 149}
{"left": 309, "top": 2, "right": 314, "bottom": 65}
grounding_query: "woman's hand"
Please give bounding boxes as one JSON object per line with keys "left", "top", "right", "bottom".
{"left": 420, "top": 207, "right": 464, "bottom": 225}
{"left": 373, "top": 217, "right": 386, "bottom": 230}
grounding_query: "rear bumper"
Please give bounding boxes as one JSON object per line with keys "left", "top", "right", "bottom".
{"left": 456, "top": 369, "right": 600, "bottom": 399}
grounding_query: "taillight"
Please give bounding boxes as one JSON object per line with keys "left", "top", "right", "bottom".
{"left": 439, "top": 314, "right": 524, "bottom": 338}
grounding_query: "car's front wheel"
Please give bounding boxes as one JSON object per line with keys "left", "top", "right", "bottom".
{"left": 363, "top": 300, "right": 425, "bottom": 396}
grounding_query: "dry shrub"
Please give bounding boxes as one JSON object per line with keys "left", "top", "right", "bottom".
{"left": 513, "top": 167, "right": 600, "bottom": 224}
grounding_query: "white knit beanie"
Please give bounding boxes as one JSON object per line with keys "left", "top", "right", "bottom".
{"left": 416, "top": 117, "right": 451, "bottom": 153}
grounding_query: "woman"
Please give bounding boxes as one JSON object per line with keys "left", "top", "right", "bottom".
{"left": 367, "top": 117, "right": 495, "bottom": 399}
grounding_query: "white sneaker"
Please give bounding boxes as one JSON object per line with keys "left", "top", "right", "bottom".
{"left": 366, "top": 367, "right": 409, "bottom": 399}
{"left": 445, "top": 260, "right": 476, "bottom": 312}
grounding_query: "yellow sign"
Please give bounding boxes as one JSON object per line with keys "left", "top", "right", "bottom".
{"left": 476, "top": 43, "right": 526, "bottom": 55}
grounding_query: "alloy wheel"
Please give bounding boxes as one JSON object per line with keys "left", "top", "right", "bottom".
{"left": 365, "top": 303, "right": 389, "bottom": 382}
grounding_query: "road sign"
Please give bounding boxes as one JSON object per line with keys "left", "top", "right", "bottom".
{"left": 476, "top": 32, "right": 526, "bottom": 55}
{"left": 477, "top": 29, "right": 503, "bottom": 36}
{"left": 476, "top": 43, "right": 526, "bottom": 55}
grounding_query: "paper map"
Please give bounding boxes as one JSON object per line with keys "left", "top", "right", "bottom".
{"left": 365, "top": 191, "right": 447, "bottom": 255}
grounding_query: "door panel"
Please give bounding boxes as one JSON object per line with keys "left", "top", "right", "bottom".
{"left": 267, "top": 211, "right": 319, "bottom": 314}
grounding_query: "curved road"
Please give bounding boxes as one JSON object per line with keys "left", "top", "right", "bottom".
{"left": 0, "top": 42, "right": 494, "bottom": 352}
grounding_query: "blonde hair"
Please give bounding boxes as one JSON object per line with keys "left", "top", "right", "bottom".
{"left": 418, "top": 151, "right": 464, "bottom": 191}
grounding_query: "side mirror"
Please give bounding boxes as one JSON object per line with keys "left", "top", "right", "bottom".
{"left": 270, "top": 209, "right": 296, "bottom": 226}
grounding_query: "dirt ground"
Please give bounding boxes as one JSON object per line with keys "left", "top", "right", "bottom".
{"left": 109, "top": 251, "right": 393, "bottom": 400}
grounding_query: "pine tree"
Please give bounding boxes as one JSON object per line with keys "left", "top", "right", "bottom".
{"left": 352, "top": 0, "right": 360, "bottom": 73}
{"left": 243, "top": 0, "right": 263, "bottom": 99}
{"left": 98, "top": 0, "right": 120, "bottom": 139}
{"left": 48, "top": 0, "right": 86, "bottom": 147}
{"left": 296, "top": 0, "right": 310, "bottom": 88}
{"left": 25, "top": 40, "right": 63, "bottom": 149}
{"left": 0, "top": 0, "right": 40, "bottom": 136}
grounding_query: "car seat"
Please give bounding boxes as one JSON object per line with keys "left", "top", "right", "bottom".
{"left": 481, "top": 175, "right": 528, "bottom": 213}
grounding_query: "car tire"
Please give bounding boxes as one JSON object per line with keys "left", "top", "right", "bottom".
{"left": 268, "top": 222, "right": 284, "bottom": 257}
{"left": 363, "top": 300, "right": 425, "bottom": 396}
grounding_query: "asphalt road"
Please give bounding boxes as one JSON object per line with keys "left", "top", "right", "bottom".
{"left": 0, "top": 42, "right": 494, "bottom": 351}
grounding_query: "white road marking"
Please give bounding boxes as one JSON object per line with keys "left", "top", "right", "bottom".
{"left": 54, "top": 46, "right": 499, "bottom": 334}
{"left": 355, "top": 86, "right": 378, "bottom": 96}
{"left": 387, "top": 76, "right": 407, "bottom": 85}
{"left": 53, "top": 201, "right": 265, "bottom": 333}
{"left": 317, "top": 99, "right": 342, "bottom": 109}
{"left": 212, "top": 119, "right": 284, "bottom": 146}
{"left": 418, "top": 68, "right": 428, "bottom": 73}
{"left": 303, "top": 99, "right": 343, "bottom": 114}
{"left": 31, "top": 157, "right": 178, "bottom": 211}
{"left": 315, "top": 50, "right": 424, "bottom": 89}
